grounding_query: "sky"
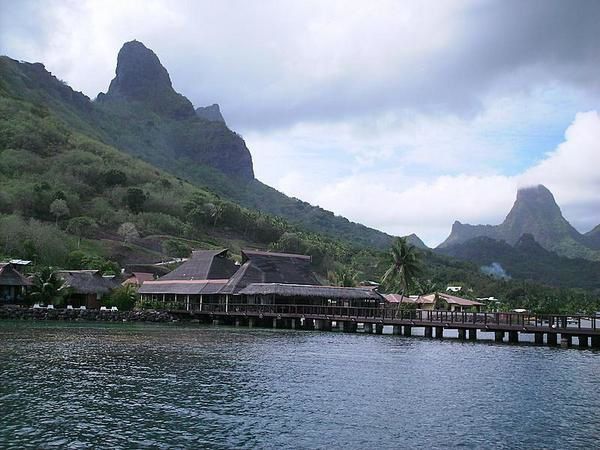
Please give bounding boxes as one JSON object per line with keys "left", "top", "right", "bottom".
{"left": 1, "top": 0, "right": 599, "bottom": 246}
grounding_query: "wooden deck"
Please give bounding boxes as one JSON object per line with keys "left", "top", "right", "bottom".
{"left": 173, "top": 304, "right": 600, "bottom": 348}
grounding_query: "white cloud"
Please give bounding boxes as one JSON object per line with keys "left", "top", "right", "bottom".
{"left": 246, "top": 107, "right": 600, "bottom": 246}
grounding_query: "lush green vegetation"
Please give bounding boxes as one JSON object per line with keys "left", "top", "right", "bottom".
{"left": 1, "top": 55, "right": 598, "bottom": 314}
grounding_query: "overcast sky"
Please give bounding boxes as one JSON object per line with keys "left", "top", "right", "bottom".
{"left": 1, "top": 0, "right": 599, "bottom": 245}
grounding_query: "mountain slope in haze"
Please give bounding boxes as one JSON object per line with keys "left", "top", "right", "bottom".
{"left": 585, "top": 225, "right": 600, "bottom": 250}
{"left": 0, "top": 41, "right": 396, "bottom": 249}
{"left": 404, "top": 233, "right": 429, "bottom": 249}
{"left": 438, "top": 185, "right": 600, "bottom": 260}
{"left": 438, "top": 234, "right": 600, "bottom": 290}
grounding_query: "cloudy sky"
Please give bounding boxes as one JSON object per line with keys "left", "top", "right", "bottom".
{"left": 1, "top": 0, "right": 599, "bottom": 245}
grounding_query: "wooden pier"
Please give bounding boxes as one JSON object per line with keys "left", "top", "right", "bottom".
{"left": 172, "top": 304, "right": 600, "bottom": 348}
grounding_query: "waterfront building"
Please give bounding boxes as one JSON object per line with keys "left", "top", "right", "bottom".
{"left": 139, "top": 249, "right": 384, "bottom": 311}
{"left": 55, "top": 270, "right": 118, "bottom": 309}
{"left": 383, "top": 292, "right": 484, "bottom": 312}
{"left": 0, "top": 263, "right": 32, "bottom": 304}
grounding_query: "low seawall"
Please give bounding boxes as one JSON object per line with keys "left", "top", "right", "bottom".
{"left": 0, "top": 306, "right": 178, "bottom": 323}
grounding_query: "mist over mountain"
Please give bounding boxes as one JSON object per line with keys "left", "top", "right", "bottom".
{"left": 439, "top": 185, "right": 600, "bottom": 260}
{"left": 438, "top": 234, "right": 600, "bottom": 289}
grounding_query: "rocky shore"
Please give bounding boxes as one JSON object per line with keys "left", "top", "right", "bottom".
{"left": 0, "top": 306, "right": 178, "bottom": 323}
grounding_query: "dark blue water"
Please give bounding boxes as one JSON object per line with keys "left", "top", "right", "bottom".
{"left": 1, "top": 321, "right": 599, "bottom": 449}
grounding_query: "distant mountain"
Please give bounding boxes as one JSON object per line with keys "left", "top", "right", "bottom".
{"left": 438, "top": 234, "right": 600, "bottom": 289}
{"left": 0, "top": 40, "right": 395, "bottom": 249}
{"left": 196, "top": 104, "right": 226, "bottom": 124}
{"left": 404, "top": 233, "right": 429, "bottom": 249}
{"left": 585, "top": 225, "right": 600, "bottom": 250}
{"left": 438, "top": 185, "right": 600, "bottom": 260}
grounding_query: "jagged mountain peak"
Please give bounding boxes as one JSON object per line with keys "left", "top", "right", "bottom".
{"left": 196, "top": 103, "right": 226, "bottom": 124}
{"left": 438, "top": 185, "right": 599, "bottom": 260}
{"left": 403, "top": 233, "right": 429, "bottom": 249}
{"left": 99, "top": 40, "right": 195, "bottom": 119}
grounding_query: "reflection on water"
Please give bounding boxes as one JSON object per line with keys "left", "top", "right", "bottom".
{"left": 1, "top": 321, "right": 600, "bottom": 449}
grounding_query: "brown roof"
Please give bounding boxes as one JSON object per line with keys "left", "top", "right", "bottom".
{"left": 56, "top": 270, "right": 117, "bottom": 295}
{"left": 221, "top": 249, "right": 320, "bottom": 294}
{"left": 122, "top": 272, "right": 155, "bottom": 285}
{"left": 383, "top": 294, "right": 418, "bottom": 304}
{"left": 0, "top": 263, "right": 32, "bottom": 286}
{"left": 138, "top": 279, "right": 228, "bottom": 295}
{"left": 419, "top": 292, "right": 484, "bottom": 307}
{"left": 239, "top": 283, "right": 384, "bottom": 300}
{"left": 160, "top": 249, "right": 238, "bottom": 281}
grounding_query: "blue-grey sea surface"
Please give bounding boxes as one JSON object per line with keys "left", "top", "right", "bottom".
{"left": 1, "top": 321, "right": 599, "bottom": 449}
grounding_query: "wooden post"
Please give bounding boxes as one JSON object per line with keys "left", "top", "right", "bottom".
{"left": 424, "top": 326, "right": 433, "bottom": 338}
{"left": 560, "top": 334, "right": 572, "bottom": 348}
{"left": 534, "top": 332, "right": 544, "bottom": 345}
{"left": 591, "top": 335, "right": 600, "bottom": 348}
{"left": 495, "top": 331, "right": 505, "bottom": 342}
{"left": 364, "top": 323, "right": 373, "bottom": 334}
{"left": 458, "top": 329, "right": 466, "bottom": 340}
{"left": 375, "top": 324, "right": 384, "bottom": 335}
{"left": 392, "top": 325, "right": 401, "bottom": 335}
{"left": 468, "top": 329, "right": 476, "bottom": 341}
{"left": 508, "top": 331, "right": 519, "bottom": 343}
{"left": 248, "top": 317, "right": 255, "bottom": 328}
{"left": 547, "top": 333, "right": 557, "bottom": 346}
{"left": 403, "top": 325, "right": 412, "bottom": 337}
{"left": 272, "top": 318, "right": 278, "bottom": 329}
{"left": 435, "top": 327, "right": 444, "bottom": 339}
{"left": 578, "top": 335, "right": 588, "bottom": 348}
{"left": 291, "top": 318, "right": 297, "bottom": 329}
{"left": 235, "top": 318, "right": 240, "bottom": 327}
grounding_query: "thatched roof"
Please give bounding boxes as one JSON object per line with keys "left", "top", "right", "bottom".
{"left": 0, "top": 263, "right": 31, "bottom": 286}
{"left": 138, "top": 279, "right": 228, "bottom": 295}
{"left": 56, "top": 270, "right": 117, "bottom": 295}
{"left": 239, "top": 283, "right": 384, "bottom": 300}
{"left": 160, "top": 249, "right": 237, "bottom": 281}
{"left": 221, "top": 250, "right": 320, "bottom": 294}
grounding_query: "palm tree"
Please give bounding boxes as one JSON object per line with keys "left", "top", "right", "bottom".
{"left": 30, "top": 267, "right": 69, "bottom": 306}
{"left": 381, "top": 237, "right": 422, "bottom": 295}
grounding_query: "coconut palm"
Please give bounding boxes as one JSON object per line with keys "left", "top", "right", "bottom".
{"left": 29, "top": 267, "right": 69, "bottom": 306}
{"left": 381, "top": 237, "right": 422, "bottom": 295}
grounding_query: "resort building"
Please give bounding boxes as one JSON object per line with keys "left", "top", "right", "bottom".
{"left": 56, "top": 270, "right": 118, "bottom": 309}
{"left": 138, "top": 249, "right": 239, "bottom": 310}
{"left": 383, "top": 292, "right": 484, "bottom": 312}
{"left": 0, "top": 263, "right": 31, "bottom": 304}
{"left": 139, "top": 249, "right": 384, "bottom": 311}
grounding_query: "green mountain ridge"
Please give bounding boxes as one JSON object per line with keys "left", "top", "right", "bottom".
{"left": 438, "top": 234, "right": 600, "bottom": 290}
{"left": 2, "top": 42, "right": 600, "bottom": 312}
{"left": 438, "top": 185, "right": 600, "bottom": 260}
{"left": 0, "top": 40, "right": 396, "bottom": 250}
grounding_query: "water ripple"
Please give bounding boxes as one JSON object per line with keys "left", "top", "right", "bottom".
{"left": 1, "top": 322, "right": 600, "bottom": 449}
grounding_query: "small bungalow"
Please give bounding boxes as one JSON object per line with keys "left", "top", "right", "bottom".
{"left": 383, "top": 292, "right": 484, "bottom": 312}
{"left": 418, "top": 292, "right": 484, "bottom": 312}
{"left": 0, "top": 263, "right": 32, "bottom": 304}
{"left": 56, "top": 270, "right": 118, "bottom": 309}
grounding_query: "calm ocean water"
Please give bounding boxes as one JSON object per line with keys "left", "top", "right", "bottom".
{"left": 1, "top": 321, "right": 599, "bottom": 449}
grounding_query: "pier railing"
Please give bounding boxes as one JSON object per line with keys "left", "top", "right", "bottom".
{"left": 191, "top": 303, "right": 598, "bottom": 331}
